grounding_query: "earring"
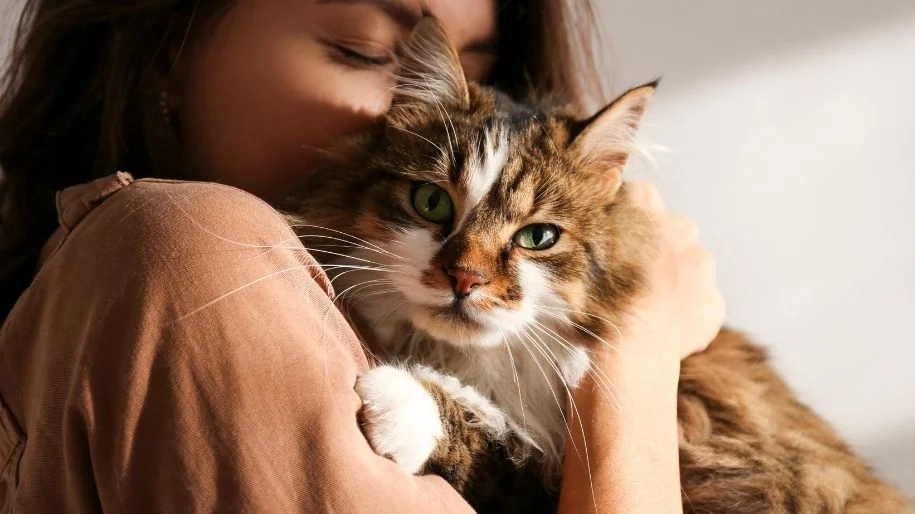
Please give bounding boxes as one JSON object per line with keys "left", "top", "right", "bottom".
{"left": 159, "top": 91, "right": 171, "bottom": 124}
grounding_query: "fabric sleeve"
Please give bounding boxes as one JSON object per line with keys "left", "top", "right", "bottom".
{"left": 61, "top": 180, "right": 472, "bottom": 513}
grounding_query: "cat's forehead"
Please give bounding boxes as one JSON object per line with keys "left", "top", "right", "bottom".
{"left": 462, "top": 89, "right": 572, "bottom": 145}
{"left": 432, "top": 109, "right": 582, "bottom": 222}
{"left": 387, "top": 88, "right": 588, "bottom": 222}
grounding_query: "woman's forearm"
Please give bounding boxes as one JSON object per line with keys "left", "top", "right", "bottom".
{"left": 557, "top": 340, "right": 683, "bottom": 514}
{"left": 557, "top": 181, "right": 722, "bottom": 513}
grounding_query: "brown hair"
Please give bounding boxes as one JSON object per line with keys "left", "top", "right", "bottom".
{"left": 0, "top": 0, "right": 605, "bottom": 319}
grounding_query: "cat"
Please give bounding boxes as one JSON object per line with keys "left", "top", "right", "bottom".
{"left": 282, "top": 17, "right": 910, "bottom": 514}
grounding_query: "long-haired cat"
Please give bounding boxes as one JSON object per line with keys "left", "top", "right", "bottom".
{"left": 283, "top": 18, "right": 909, "bottom": 514}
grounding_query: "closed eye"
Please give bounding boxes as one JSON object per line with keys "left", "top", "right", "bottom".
{"left": 321, "top": 38, "right": 394, "bottom": 67}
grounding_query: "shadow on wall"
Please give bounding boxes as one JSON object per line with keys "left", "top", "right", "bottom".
{"left": 598, "top": 0, "right": 915, "bottom": 91}
{"left": 859, "top": 427, "right": 915, "bottom": 497}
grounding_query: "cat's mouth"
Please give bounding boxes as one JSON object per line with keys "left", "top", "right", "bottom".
{"left": 408, "top": 297, "right": 506, "bottom": 347}
{"left": 437, "top": 300, "right": 484, "bottom": 325}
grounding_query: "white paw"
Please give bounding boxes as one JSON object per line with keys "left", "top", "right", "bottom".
{"left": 410, "top": 365, "right": 508, "bottom": 437}
{"left": 355, "top": 365, "right": 443, "bottom": 474}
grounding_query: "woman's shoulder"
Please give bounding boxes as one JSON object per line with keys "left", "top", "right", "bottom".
{"left": 54, "top": 176, "right": 294, "bottom": 259}
{"left": 95, "top": 177, "right": 290, "bottom": 239}
{"left": 40, "top": 175, "right": 327, "bottom": 300}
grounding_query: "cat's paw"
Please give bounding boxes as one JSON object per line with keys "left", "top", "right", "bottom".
{"left": 410, "top": 365, "right": 508, "bottom": 437}
{"left": 355, "top": 365, "right": 444, "bottom": 474}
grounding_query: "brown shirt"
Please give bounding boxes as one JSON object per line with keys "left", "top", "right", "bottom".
{"left": 0, "top": 174, "right": 473, "bottom": 513}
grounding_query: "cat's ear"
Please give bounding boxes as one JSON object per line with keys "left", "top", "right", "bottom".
{"left": 569, "top": 80, "right": 658, "bottom": 194}
{"left": 389, "top": 16, "right": 470, "bottom": 117}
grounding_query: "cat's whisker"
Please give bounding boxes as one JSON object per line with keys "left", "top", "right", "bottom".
{"left": 516, "top": 328, "right": 598, "bottom": 503}
{"left": 333, "top": 278, "right": 395, "bottom": 302}
{"left": 535, "top": 308, "right": 618, "bottom": 351}
{"left": 522, "top": 326, "right": 589, "bottom": 423}
{"left": 340, "top": 288, "right": 400, "bottom": 321}
{"left": 519, "top": 328, "right": 578, "bottom": 430}
{"left": 499, "top": 326, "right": 527, "bottom": 430}
{"left": 336, "top": 281, "right": 398, "bottom": 301}
{"left": 533, "top": 310, "right": 630, "bottom": 407}
{"left": 583, "top": 364, "right": 624, "bottom": 412}
{"left": 324, "top": 264, "right": 398, "bottom": 285}
{"left": 349, "top": 289, "right": 400, "bottom": 304}
{"left": 532, "top": 310, "right": 612, "bottom": 351}
{"left": 375, "top": 296, "right": 408, "bottom": 326}
{"left": 328, "top": 272, "right": 397, "bottom": 296}
{"left": 291, "top": 223, "right": 405, "bottom": 261}
{"left": 527, "top": 319, "right": 623, "bottom": 414}
{"left": 513, "top": 326, "right": 579, "bottom": 462}
{"left": 533, "top": 311, "right": 621, "bottom": 392}
{"left": 393, "top": 73, "right": 457, "bottom": 163}
{"left": 535, "top": 304, "right": 625, "bottom": 343}
{"left": 321, "top": 265, "right": 401, "bottom": 299}
{"left": 331, "top": 281, "right": 401, "bottom": 332}
{"left": 305, "top": 248, "right": 410, "bottom": 271}
{"left": 388, "top": 124, "right": 446, "bottom": 157}
{"left": 527, "top": 321, "right": 618, "bottom": 406}
{"left": 522, "top": 326, "right": 599, "bottom": 511}
{"left": 318, "top": 265, "right": 402, "bottom": 287}
{"left": 296, "top": 233, "right": 407, "bottom": 262}
{"left": 171, "top": 263, "right": 340, "bottom": 323}
{"left": 166, "top": 192, "right": 322, "bottom": 258}
{"left": 422, "top": 81, "right": 457, "bottom": 163}
{"left": 302, "top": 243, "right": 370, "bottom": 251}
{"left": 532, "top": 114, "right": 560, "bottom": 154}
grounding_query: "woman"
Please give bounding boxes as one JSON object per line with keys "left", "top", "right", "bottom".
{"left": 0, "top": 0, "right": 724, "bottom": 512}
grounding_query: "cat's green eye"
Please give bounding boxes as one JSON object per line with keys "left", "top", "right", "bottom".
{"left": 411, "top": 183, "right": 454, "bottom": 224}
{"left": 513, "top": 224, "right": 559, "bottom": 250}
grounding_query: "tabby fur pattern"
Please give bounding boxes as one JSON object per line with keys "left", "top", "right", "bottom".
{"left": 283, "top": 17, "right": 909, "bottom": 514}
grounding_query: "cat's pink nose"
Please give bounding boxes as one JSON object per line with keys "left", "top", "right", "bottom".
{"left": 446, "top": 267, "right": 487, "bottom": 298}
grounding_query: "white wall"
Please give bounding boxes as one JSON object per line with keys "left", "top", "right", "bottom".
{"left": 0, "top": 0, "right": 21, "bottom": 71}
{"left": 598, "top": 0, "right": 915, "bottom": 494}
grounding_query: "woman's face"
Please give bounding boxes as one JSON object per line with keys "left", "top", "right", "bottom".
{"left": 170, "top": 0, "right": 498, "bottom": 200}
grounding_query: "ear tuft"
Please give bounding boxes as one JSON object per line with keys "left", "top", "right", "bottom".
{"left": 569, "top": 80, "right": 658, "bottom": 193}
{"left": 390, "top": 17, "right": 470, "bottom": 114}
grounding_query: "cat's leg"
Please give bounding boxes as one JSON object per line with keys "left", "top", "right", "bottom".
{"left": 354, "top": 365, "right": 446, "bottom": 474}
{"left": 355, "top": 364, "right": 556, "bottom": 513}
{"left": 412, "top": 366, "right": 559, "bottom": 513}
{"left": 354, "top": 364, "right": 510, "bottom": 475}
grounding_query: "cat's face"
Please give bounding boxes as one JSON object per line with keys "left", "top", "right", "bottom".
{"left": 292, "top": 19, "right": 655, "bottom": 349}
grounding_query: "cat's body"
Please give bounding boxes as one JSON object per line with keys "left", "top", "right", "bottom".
{"left": 676, "top": 329, "right": 906, "bottom": 513}
{"left": 283, "top": 18, "right": 908, "bottom": 514}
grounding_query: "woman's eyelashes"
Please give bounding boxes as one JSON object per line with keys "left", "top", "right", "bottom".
{"left": 321, "top": 38, "right": 394, "bottom": 68}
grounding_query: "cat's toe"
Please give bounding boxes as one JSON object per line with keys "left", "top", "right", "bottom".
{"left": 355, "top": 365, "right": 443, "bottom": 474}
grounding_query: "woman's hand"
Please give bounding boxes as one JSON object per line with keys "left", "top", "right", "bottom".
{"left": 558, "top": 182, "right": 724, "bottom": 514}
{"left": 625, "top": 181, "right": 726, "bottom": 360}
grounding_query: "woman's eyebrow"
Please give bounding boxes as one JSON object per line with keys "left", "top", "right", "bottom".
{"left": 317, "top": 0, "right": 422, "bottom": 28}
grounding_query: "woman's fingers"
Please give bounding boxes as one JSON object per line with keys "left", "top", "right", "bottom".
{"left": 626, "top": 181, "right": 666, "bottom": 212}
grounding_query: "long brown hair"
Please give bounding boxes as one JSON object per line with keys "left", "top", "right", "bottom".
{"left": 0, "top": 0, "right": 605, "bottom": 320}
